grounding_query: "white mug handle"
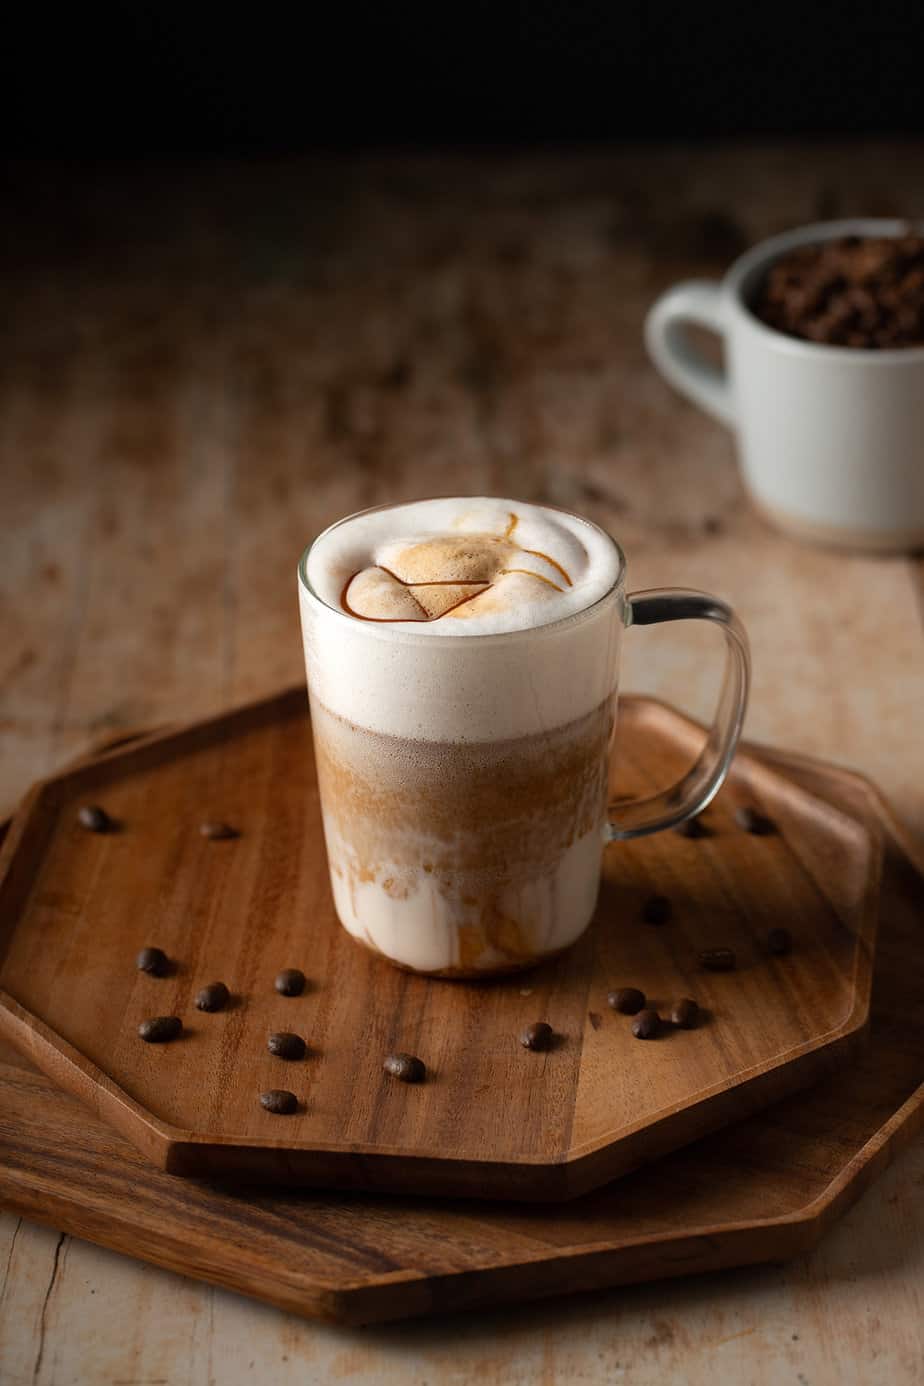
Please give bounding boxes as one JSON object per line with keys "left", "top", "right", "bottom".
{"left": 644, "top": 281, "right": 735, "bottom": 428}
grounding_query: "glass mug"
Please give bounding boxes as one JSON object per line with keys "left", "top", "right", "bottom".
{"left": 298, "top": 499, "right": 750, "bottom": 976}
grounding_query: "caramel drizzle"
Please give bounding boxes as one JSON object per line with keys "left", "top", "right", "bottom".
{"left": 497, "top": 568, "right": 563, "bottom": 591}
{"left": 340, "top": 568, "right": 490, "bottom": 623}
{"left": 340, "top": 512, "right": 574, "bottom": 622}
{"left": 521, "top": 548, "right": 572, "bottom": 587}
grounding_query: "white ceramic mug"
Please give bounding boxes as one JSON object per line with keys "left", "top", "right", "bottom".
{"left": 645, "top": 219, "right": 924, "bottom": 552}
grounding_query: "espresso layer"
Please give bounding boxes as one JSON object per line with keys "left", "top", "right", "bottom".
{"left": 310, "top": 697, "right": 615, "bottom": 973}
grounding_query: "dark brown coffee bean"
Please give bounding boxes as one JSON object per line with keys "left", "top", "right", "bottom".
{"left": 735, "top": 806, "right": 776, "bottom": 836}
{"left": 274, "top": 968, "right": 306, "bottom": 997}
{"left": 699, "top": 947, "right": 737, "bottom": 971}
{"left": 136, "top": 946, "right": 169, "bottom": 977}
{"left": 607, "top": 987, "right": 646, "bottom": 1015}
{"left": 267, "top": 1031, "right": 306, "bottom": 1060}
{"left": 675, "top": 815, "right": 710, "bottom": 839}
{"left": 199, "top": 821, "right": 238, "bottom": 840}
{"left": 383, "top": 1053, "right": 426, "bottom": 1083}
{"left": 520, "top": 1021, "right": 554, "bottom": 1051}
{"left": 260, "top": 1089, "right": 298, "bottom": 1115}
{"left": 767, "top": 927, "right": 793, "bottom": 956}
{"left": 632, "top": 1008, "right": 662, "bottom": 1039}
{"left": 641, "top": 895, "right": 672, "bottom": 925}
{"left": 138, "top": 1016, "right": 182, "bottom": 1043}
{"left": 671, "top": 998, "right": 700, "bottom": 1029}
{"left": 78, "top": 804, "right": 111, "bottom": 833}
{"left": 195, "top": 981, "right": 230, "bottom": 1012}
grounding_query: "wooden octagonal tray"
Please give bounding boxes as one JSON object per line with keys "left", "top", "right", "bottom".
{"left": 0, "top": 741, "right": 918, "bottom": 1324}
{"left": 0, "top": 693, "right": 879, "bottom": 1200}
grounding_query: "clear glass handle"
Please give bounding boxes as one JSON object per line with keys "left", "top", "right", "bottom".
{"left": 608, "top": 588, "right": 751, "bottom": 841}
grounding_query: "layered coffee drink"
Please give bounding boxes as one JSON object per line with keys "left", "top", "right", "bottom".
{"left": 299, "top": 498, "right": 624, "bottom": 975}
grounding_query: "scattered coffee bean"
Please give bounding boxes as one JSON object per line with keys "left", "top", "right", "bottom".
{"left": 274, "top": 968, "right": 306, "bottom": 997}
{"left": 260, "top": 1089, "right": 298, "bottom": 1115}
{"left": 675, "top": 815, "right": 710, "bottom": 839}
{"left": 735, "top": 806, "right": 776, "bottom": 836}
{"left": 78, "top": 804, "right": 111, "bottom": 833}
{"left": 138, "top": 1016, "right": 182, "bottom": 1043}
{"left": 520, "top": 1021, "right": 554, "bottom": 1051}
{"left": 267, "top": 1031, "right": 306, "bottom": 1060}
{"left": 767, "top": 927, "right": 793, "bottom": 956}
{"left": 199, "top": 820, "right": 238, "bottom": 840}
{"left": 671, "top": 998, "right": 700, "bottom": 1029}
{"left": 383, "top": 1053, "right": 426, "bottom": 1083}
{"left": 641, "top": 895, "right": 672, "bottom": 925}
{"left": 136, "top": 946, "right": 169, "bottom": 977}
{"left": 195, "top": 981, "right": 230, "bottom": 1012}
{"left": 632, "top": 1008, "right": 662, "bottom": 1039}
{"left": 699, "top": 947, "right": 737, "bottom": 971}
{"left": 607, "top": 987, "right": 646, "bottom": 1015}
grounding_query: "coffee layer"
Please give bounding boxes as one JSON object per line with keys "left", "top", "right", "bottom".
{"left": 310, "top": 697, "right": 615, "bottom": 973}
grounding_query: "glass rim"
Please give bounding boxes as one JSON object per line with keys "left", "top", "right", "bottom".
{"left": 297, "top": 496, "right": 627, "bottom": 645}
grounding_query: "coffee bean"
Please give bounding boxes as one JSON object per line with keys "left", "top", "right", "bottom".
{"left": 136, "top": 946, "right": 169, "bottom": 977}
{"left": 699, "top": 947, "right": 736, "bottom": 971}
{"left": 675, "top": 815, "right": 710, "bottom": 839}
{"left": 632, "top": 1008, "right": 662, "bottom": 1039}
{"left": 767, "top": 927, "right": 793, "bottom": 956}
{"left": 199, "top": 821, "right": 238, "bottom": 840}
{"left": 383, "top": 1053, "right": 426, "bottom": 1083}
{"left": 195, "top": 981, "right": 230, "bottom": 1012}
{"left": 138, "top": 1016, "right": 182, "bottom": 1043}
{"left": 260, "top": 1089, "right": 298, "bottom": 1115}
{"left": 274, "top": 968, "right": 306, "bottom": 997}
{"left": 671, "top": 998, "right": 700, "bottom": 1029}
{"left": 735, "top": 806, "right": 776, "bottom": 836}
{"left": 267, "top": 1031, "right": 306, "bottom": 1060}
{"left": 641, "top": 895, "right": 672, "bottom": 925}
{"left": 607, "top": 987, "right": 646, "bottom": 1015}
{"left": 78, "top": 804, "right": 111, "bottom": 833}
{"left": 520, "top": 1021, "right": 554, "bottom": 1051}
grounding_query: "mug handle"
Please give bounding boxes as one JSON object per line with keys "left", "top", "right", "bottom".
{"left": 608, "top": 589, "right": 750, "bottom": 841}
{"left": 644, "top": 281, "right": 735, "bottom": 427}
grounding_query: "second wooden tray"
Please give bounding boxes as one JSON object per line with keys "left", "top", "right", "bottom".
{"left": 0, "top": 694, "right": 879, "bottom": 1200}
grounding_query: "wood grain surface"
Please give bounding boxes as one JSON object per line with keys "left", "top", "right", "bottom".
{"left": 0, "top": 733, "right": 919, "bottom": 1328}
{"left": 1, "top": 144, "right": 924, "bottom": 1381}
{"left": 0, "top": 695, "right": 879, "bottom": 1199}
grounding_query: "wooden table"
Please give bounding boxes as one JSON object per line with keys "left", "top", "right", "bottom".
{"left": 1, "top": 145, "right": 923, "bottom": 1384}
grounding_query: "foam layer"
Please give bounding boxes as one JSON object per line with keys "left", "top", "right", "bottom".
{"left": 306, "top": 498, "right": 620, "bottom": 636}
{"left": 299, "top": 498, "right": 626, "bottom": 742}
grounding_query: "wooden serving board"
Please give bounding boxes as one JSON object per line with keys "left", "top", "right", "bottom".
{"left": 0, "top": 693, "right": 879, "bottom": 1200}
{"left": 0, "top": 741, "right": 919, "bottom": 1326}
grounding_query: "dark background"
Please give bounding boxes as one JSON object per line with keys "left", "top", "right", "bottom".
{"left": 3, "top": 2, "right": 924, "bottom": 154}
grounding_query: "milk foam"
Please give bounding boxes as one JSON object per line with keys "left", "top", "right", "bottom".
{"left": 299, "top": 498, "right": 625, "bottom": 743}
{"left": 306, "top": 498, "right": 620, "bottom": 636}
